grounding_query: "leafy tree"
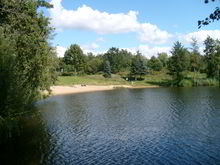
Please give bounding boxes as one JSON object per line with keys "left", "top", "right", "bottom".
{"left": 57, "top": 57, "right": 65, "bottom": 72}
{"left": 148, "top": 56, "right": 163, "bottom": 71}
{"left": 103, "top": 47, "right": 122, "bottom": 73}
{"left": 0, "top": 29, "right": 16, "bottom": 116}
{"left": 63, "top": 44, "right": 85, "bottom": 74}
{"left": 215, "top": 40, "right": 220, "bottom": 81}
{"left": 189, "top": 38, "right": 203, "bottom": 72}
{"left": 103, "top": 48, "right": 133, "bottom": 73}
{"left": 0, "top": 0, "right": 57, "bottom": 117}
{"left": 103, "top": 47, "right": 120, "bottom": 73}
{"left": 158, "top": 53, "right": 169, "bottom": 68}
{"left": 198, "top": 0, "right": 220, "bottom": 28}
{"left": 130, "top": 51, "right": 147, "bottom": 79}
{"left": 168, "top": 41, "right": 190, "bottom": 80}
{"left": 203, "top": 36, "right": 220, "bottom": 78}
{"left": 85, "top": 55, "right": 103, "bottom": 74}
{"left": 103, "top": 60, "right": 111, "bottom": 78}
{"left": 118, "top": 49, "right": 133, "bottom": 71}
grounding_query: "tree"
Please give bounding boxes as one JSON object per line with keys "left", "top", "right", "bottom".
{"left": 0, "top": 0, "right": 57, "bottom": 117}
{"left": 215, "top": 40, "right": 220, "bottom": 82}
{"left": 57, "top": 57, "right": 65, "bottom": 72}
{"left": 198, "top": 0, "right": 220, "bottom": 28}
{"left": 63, "top": 44, "right": 85, "bottom": 74}
{"left": 168, "top": 41, "right": 190, "bottom": 80}
{"left": 103, "top": 60, "right": 111, "bottom": 78}
{"left": 130, "top": 51, "right": 147, "bottom": 79}
{"left": 103, "top": 48, "right": 133, "bottom": 73}
{"left": 158, "top": 53, "right": 169, "bottom": 68}
{"left": 148, "top": 56, "right": 163, "bottom": 71}
{"left": 0, "top": 29, "right": 17, "bottom": 116}
{"left": 189, "top": 38, "right": 202, "bottom": 72}
{"left": 103, "top": 47, "right": 120, "bottom": 73}
{"left": 118, "top": 49, "right": 133, "bottom": 72}
{"left": 85, "top": 54, "right": 103, "bottom": 74}
{"left": 203, "top": 36, "right": 220, "bottom": 78}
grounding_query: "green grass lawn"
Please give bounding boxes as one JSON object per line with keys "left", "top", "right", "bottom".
{"left": 55, "top": 72, "right": 171, "bottom": 86}
{"left": 55, "top": 70, "right": 219, "bottom": 87}
{"left": 55, "top": 74, "right": 131, "bottom": 86}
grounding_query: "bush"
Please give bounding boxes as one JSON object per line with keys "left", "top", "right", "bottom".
{"left": 103, "top": 73, "right": 111, "bottom": 78}
{"left": 61, "top": 72, "right": 75, "bottom": 76}
{"left": 178, "top": 79, "right": 193, "bottom": 87}
{"left": 189, "top": 78, "right": 218, "bottom": 86}
{"left": 200, "top": 79, "right": 218, "bottom": 86}
{"left": 185, "top": 72, "right": 207, "bottom": 79}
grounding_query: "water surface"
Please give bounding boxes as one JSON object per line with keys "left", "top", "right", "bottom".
{"left": 2, "top": 87, "right": 220, "bottom": 165}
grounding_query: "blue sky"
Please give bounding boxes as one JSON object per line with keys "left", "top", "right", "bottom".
{"left": 42, "top": 0, "right": 220, "bottom": 58}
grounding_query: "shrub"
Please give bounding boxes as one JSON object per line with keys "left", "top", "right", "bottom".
{"left": 178, "top": 79, "right": 193, "bottom": 87}
{"left": 61, "top": 72, "right": 75, "bottom": 76}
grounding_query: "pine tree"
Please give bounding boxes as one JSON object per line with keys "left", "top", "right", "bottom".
{"left": 103, "top": 60, "right": 111, "bottom": 78}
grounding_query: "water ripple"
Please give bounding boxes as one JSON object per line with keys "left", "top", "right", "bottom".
{"left": 37, "top": 87, "right": 220, "bottom": 165}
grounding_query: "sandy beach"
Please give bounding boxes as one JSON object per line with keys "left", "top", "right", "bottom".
{"left": 50, "top": 85, "right": 158, "bottom": 96}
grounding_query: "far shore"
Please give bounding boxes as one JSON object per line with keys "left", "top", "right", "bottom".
{"left": 50, "top": 85, "right": 159, "bottom": 96}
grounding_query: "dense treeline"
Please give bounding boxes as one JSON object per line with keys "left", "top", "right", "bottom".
{"left": 0, "top": 0, "right": 57, "bottom": 119}
{"left": 59, "top": 36, "right": 220, "bottom": 86}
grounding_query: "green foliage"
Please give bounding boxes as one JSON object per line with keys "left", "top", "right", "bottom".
{"left": 103, "top": 47, "right": 120, "bottom": 73}
{"left": 63, "top": 44, "right": 86, "bottom": 74}
{"left": 174, "top": 71, "right": 218, "bottom": 87}
{"left": 192, "top": 78, "right": 218, "bottom": 86}
{"left": 130, "top": 51, "right": 147, "bottom": 79}
{"left": 61, "top": 72, "right": 76, "bottom": 76}
{"left": 36, "top": 0, "right": 53, "bottom": 8}
{"left": 0, "top": 0, "right": 58, "bottom": 117}
{"left": 148, "top": 56, "right": 163, "bottom": 71}
{"left": 85, "top": 55, "right": 103, "bottom": 74}
{"left": 103, "top": 60, "right": 111, "bottom": 78}
{"left": 178, "top": 79, "right": 193, "bottom": 87}
{"left": 103, "top": 47, "right": 132, "bottom": 73}
{"left": 57, "top": 37, "right": 219, "bottom": 87}
{"left": 189, "top": 53, "right": 203, "bottom": 72}
{"left": 168, "top": 41, "right": 190, "bottom": 81}
{"left": 198, "top": 0, "right": 220, "bottom": 28}
{"left": 158, "top": 53, "right": 169, "bottom": 67}
{"left": 203, "top": 36, "right": 220, "bottom": 79}
{"left": 189, "top": 39, "right": 203, "bottom": 72}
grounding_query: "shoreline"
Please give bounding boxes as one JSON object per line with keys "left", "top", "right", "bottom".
{"left": 50, "top": 85, "right": 159, "bottom": 96}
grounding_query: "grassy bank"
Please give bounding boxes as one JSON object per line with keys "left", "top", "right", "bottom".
{"left": 55, "top": 71, "right": 171, "bottom": 87}
{"left": 56, "top": 74, "right": 130, "bottom": 86}
{"left": 56, "top": 70, "right": 219, "bottom": 87}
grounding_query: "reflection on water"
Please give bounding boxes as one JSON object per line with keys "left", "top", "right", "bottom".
{"left": 1, "top": 87, "right": 220, "bottom": 165}
{"left": 0, "top": 112, "right": 51, "bottom": 165}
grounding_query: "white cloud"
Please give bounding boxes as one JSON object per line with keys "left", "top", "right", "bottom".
{"left": 55, "top": 45, "right": 103, "bottom": 57}
{"left": 56, "top": 46, "right": 67, "bottom": 57}
{"left": 198, "top": 46, "right": 205, "bottom": 55}
{"left": 82, "top": 42, "right": 100, "bottom": 54}
{"left": 49, "top": 0, "right": 172, "bottom": 44}
{"left": 49, "top": 0, "right": 139, "bottom": 34}
{"left": 96, "top": 37, "right": 105, "bottom": 42}
{"left": 138, "top": 45, "right": 171, "bottom": 58}
{"left": 83, "top": 42, "right": 99, "bottom": 50}
{"left": 183, "top": 30, "right": 220, "bottom": 44}
{"left": 138, "top": 23, "right": 173, "bottom": 44}
{"left": 55, "top": 44, "right": 171, "bottom": 59}
{"left": 123, "top": 45, "right": 171, "bottom": 59}
{"left": 83, "top": 49, "right": 106, "bottom": 55}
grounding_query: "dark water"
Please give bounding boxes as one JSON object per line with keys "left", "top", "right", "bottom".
{"left": 1, "top": 87, "right": 220, "bottom": 165}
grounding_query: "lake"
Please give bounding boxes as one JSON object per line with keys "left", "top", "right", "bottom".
{"left": 1, "top": 87, "right": 220, "bottom": 165}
